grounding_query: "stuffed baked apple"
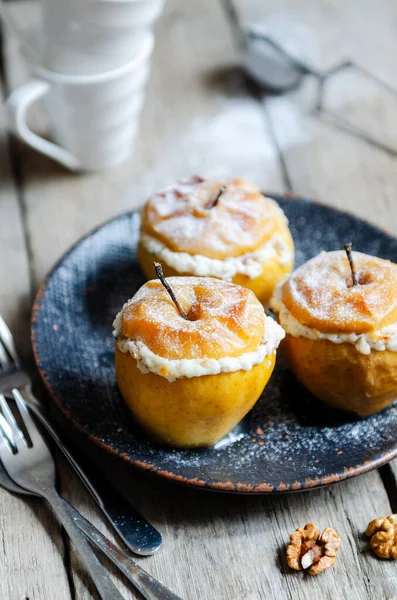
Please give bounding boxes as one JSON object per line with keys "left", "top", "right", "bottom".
{"left": 114, "top": 266, "right": 285, "bottom": 446}
{"left": 138, "top": 176, "right": 294, "bottom": 305}
{"left": 271, "top": 246, "right": 397, "bottom": 416}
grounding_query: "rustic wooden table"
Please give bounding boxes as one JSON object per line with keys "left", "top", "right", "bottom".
{"left": 2, "top": 0, "right": 397, "bottom": 598}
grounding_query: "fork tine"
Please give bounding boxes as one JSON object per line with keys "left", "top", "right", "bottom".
{"left": 0, "top": 421, "right": 14, "bottom": 456}
{"left": 0, "top": 341, "right": 10, "bottom": 370}
{"left": 0, "top": 411, "right": 16, "bottom": 451}
{"left": 0, "top": 316, "right": 20, "bottom": 366}
{"left": 0, "top": 393, "right": 26, "bottom": 449}
{"left": 12, "top": 389, "right": 41, "bottom": 446}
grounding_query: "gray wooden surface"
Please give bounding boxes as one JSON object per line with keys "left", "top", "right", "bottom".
{"left": 1, "top": 0, "right": 397, "bottom": 598}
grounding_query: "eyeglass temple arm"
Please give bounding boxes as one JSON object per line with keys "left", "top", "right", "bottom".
{"left": 315, "top": 60, "right": 397, "bottom": 111}
{"left": 247, "top": 31, "right": 397, "bottom": 110}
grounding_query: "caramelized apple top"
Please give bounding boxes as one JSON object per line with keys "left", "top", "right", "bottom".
{"left": 281, "top": 251, "right": 397, "bottom": 333}
{"left": 140, "top": 176, "right": 288, "bottom": 259}
{"left": 119, "top": 276, "right": 266, "bottom": 359}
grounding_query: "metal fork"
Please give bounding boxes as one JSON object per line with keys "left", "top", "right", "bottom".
{"left": 0, "top": 390, "right": 127, "bottom": 600}
{"left": 0, "top": 406, "right": 182, "bottom": 600}
{"left": 0, "top": 315, "right": 162, "bottom": 556}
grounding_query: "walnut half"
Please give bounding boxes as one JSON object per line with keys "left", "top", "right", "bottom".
{"left": 366, "top": 515, "right": 397, "bottom": 559}
{"left": 286, "top": 522, "right": 341, "bottom": 575}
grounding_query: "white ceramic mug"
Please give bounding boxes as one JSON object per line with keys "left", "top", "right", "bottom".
{"left": 42, "top": 0, "right": 164, "bottom": 74}
{"left": 5, "top": 34, "right": 154, "bottom": 171}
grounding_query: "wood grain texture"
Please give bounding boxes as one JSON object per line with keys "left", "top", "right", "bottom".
{"left": 58, "top": 423, "right": 397, "bottom": 600}
{"left": 3, "top": 0, "right": 286, "bottom": 598}
{"left": 3, "top": 0, "right": 284, "bottom": 289}
{"left": 0, "top": 45, "right": 31, "bottom": 357}
{"left": 230, "top": 0, "right": 397, "bottom": 230}
{"left": 229, "top": 0, "right": 397, "bottom": 596}
{"left": 0, "top": 486, "right": 73, "bottom": 600}
{"left": 0, "top": 29, "right": 73, "bottom": 600}
{"left": 2, "top": 0, "right": 397, "bottom": 598}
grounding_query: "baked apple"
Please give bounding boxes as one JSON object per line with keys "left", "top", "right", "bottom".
{"left": 138, "top": 175, "right": 294, "bottom": 305}
{"left": 271, "top": 248, "right": 397, "bottom": 416}
{"left": 113, "top": 271, "right": 285, "bottom": 447}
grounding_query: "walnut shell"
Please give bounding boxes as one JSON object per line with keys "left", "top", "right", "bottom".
{"left": 366, "top": 515, "right": 397, "bottom": 559}
{"left": 286, "top": 522, "right": 341, "bottom": 575}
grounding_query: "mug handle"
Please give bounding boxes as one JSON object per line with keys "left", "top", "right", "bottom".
{"left": 5, "top": 79, "right": 81, "bottom": 171}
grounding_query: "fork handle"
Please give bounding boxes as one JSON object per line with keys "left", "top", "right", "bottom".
{"left": 26, "top": 397, "right": 162, "bottom": 555}
{"left": 64, "top": 500, "right": 183, "bottom": 600}
{"left": 43, "top": 489, "right": 126, "bottom": 600}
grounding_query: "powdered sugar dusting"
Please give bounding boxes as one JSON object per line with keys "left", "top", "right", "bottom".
{"left": 35, "top": 196, "right": 397, "bottom": 491}
{"left": 272, "top": 281, "right": 397, "bottom": 355}
{"left": 140, "top": 176, "right": 289, "bottom": 260}
{"left": 281, "top": 250, "right": 397, "bottom": 334}
{"left": 114, "top": 316, "right": 284, "bottom": 382}
{"left": 113, "top": 276, "right": 285, "bottom": 380}
{"left": 114, "top": 276, "right": 266, "bottom": 359}
{"left": 141, "top": 231, "right": 292, "bottom": 280}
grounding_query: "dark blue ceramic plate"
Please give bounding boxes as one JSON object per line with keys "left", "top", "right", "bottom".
{"left": 32, "top": 196, "right": 397, "bottom": 493}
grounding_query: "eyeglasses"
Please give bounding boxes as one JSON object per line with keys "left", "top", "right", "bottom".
{"left": 245, "top": 28, "right": 397, "bottom": 158}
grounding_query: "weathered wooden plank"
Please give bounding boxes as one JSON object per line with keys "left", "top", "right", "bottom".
{"left": 0, "top": 40, "right": 31, "bottom": 357}
{"left": 229, "top": 0, "right": 397, "bottom": 228}
{"left": 2, "top": 0, "right": 287, "bottom": 598}
{"left": 229, "top": 0, "right": 397, "bottom": 597}
{"left": 0, "top": 27, "right": 73, "bottom": 600}
{"left": 60, "top": 427, "right": 396, "bottom": 600}
{"left": 4, "top": 0, "right": 397, "bottom": 599}
{"left": 3, "top": 0, "right": 285, "bottom": 290}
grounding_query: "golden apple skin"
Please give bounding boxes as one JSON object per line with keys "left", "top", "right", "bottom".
{"left": 137, "top": 222, "right": 294, "bottom": 306}
{"left": 115, "top": 346, "right": 276, "bottom": 447}
{"left": 281, "top": 250, "right": 397, "bottom": 333}
{"left": 281, "top": 335, "right": 397, "bottom": 416}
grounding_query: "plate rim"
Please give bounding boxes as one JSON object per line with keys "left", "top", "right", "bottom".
{"left": 31, "top": 193, "right": 397, "bottom": 494}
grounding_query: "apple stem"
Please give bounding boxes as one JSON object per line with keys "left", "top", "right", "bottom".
{"left": 207, "top": 186, "right": 226, "bottom": 209}
{"left": 344, "top": 242, "right": 358, "bottom": 286}
{"left": 154, "top": 262, "right": 188, "bottom": 319}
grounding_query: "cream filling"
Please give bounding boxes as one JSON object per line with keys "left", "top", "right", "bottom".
{"left": 140, "top": 232, "right": 293, "bottom": 281}
{"left": 271, "top": 282, "right": 397, "bottom": 356}
{"left": 113, "top": 312, "right": 285, "bottom": 382}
